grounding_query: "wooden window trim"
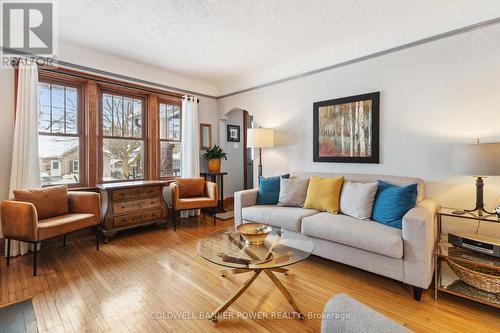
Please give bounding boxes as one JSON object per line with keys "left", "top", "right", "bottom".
{"left": 158, "top": 99, "right": 182, "bottom": 180}
{"left": 98, "top": 88, "right": 148, "bottom": 183}
{"left": 38, "top": 76, "right": 86, "bottom": 188}
{"left": 15, "top": 67, "right": 186, "bottom": 188}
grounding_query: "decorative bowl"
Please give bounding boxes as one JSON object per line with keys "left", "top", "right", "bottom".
{"left": 236, "top": 223, "right": 272, "bottom": 245}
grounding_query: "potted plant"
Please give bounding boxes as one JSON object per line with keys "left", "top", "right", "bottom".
{"left": 202, "top": 145, "right": 227, "bottom": 173}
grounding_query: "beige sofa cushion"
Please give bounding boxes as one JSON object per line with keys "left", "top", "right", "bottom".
{"left": 301, "top": 213, "right": 403, "bottom": 259}
{"left": 242, "top": 206, "right": 319, "bottom": 232}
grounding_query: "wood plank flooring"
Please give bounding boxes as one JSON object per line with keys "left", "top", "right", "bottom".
{"left": 1, "top": 216, "right": 499, "bottom": 333}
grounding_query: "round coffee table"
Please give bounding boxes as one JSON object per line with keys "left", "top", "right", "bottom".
{"left": 197, "top": 226, "right": 314, "bottom": 322}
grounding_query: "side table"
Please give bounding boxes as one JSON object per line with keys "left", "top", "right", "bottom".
{"left": 200, "top": 172, "right": 227, "bottom": 212}
{"left": 435, "top": 207, "right": 500, "bottom": 308}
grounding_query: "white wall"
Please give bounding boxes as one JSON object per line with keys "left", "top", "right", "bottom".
{"left": 218, "top": 24, "right": 500, "bottom": 210}
{"left": 222, "top": 109, "right": 245, "bottom": 198}
{"left": 59, "top": 41, "right": 218, "bottom": 97}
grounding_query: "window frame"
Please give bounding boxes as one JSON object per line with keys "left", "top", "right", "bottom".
{"left": 38, "top": 77, "right": 85, "bottom": 188}
{"left": 158, "top": 98, "right": 182, "bottom": 180}
{"left": 98, "top": 88, "right": 148, "bottom": 183}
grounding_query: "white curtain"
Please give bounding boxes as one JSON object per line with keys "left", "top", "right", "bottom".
{"left": 180, "top": 95, "right": 200, "bottom": 217}
{"left": 6, "top": 63, "right": 41, "bottom": 257}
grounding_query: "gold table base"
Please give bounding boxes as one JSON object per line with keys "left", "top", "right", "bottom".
{"left": 209, "top": 267, "right": 304, "bottom": 322}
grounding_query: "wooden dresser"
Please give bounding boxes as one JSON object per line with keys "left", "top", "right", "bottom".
{"left": 97, "top": 181, "right": 168, "bottom": 241}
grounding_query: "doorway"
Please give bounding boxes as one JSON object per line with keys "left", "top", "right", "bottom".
{"left": 243, "top": 111, "right": 254, "bottom": 189}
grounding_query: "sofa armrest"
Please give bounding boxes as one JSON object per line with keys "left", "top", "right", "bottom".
{"left": 206, "top": 181, "right": 218, "bottom": 206}
{"left": 1, "top": 200, "right": 38, "bottom": 241}
{"left": 402, "top": 198, "right": 438, "bottom": 289}
{"left": 68, "top": 192, "right": 101, "bottom": 219}
{"left": 234, "top": 189, "right": 258, "bottom": 226}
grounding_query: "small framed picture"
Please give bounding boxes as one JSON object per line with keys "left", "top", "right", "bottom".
{"left": 227, "top": 125, "right": 240, "bottom": 142}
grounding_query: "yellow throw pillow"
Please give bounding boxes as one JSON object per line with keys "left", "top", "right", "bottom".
{"left": 303, "top": 176, "right": 344, "bottom": 213}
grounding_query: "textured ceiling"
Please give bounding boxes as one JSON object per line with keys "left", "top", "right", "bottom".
{"left": 59, "top": 0, "right": 500, "bottom": 95}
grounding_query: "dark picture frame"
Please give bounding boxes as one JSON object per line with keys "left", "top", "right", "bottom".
{"left": 313, "top": 92, "right": 380, "bottom": 163}
{"left": 227, "top": 124, "right": 240, "bottom": 142}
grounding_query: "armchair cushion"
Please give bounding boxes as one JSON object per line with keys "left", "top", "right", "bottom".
{"left": 38, "top": 213, "right": 98, "bottom": 240}
{"left": 13, "top": 185, "right": 69, "bottom": 220}
{"left": 176, "top": 177, "right": 206, "bottom": 198}
{"left": 176, "top": 197, "right": 217, "bottom": 210}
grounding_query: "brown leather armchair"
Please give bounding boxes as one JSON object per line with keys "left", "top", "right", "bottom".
{"left": 170, "top": 177, "right": 218, "bottom": 231}
{"left": 1, "top": 185, "right": 101, "bottom": 276}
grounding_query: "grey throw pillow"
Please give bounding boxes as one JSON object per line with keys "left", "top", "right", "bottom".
{"left": 277, "top": 178, "right": 309, "bottom": 207}
{"left": 340, "top": 181, "right": 378, "bottom": 220}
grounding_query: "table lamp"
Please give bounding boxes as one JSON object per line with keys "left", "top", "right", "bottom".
{"left": 453, "top": 141, "right": 500, "bottom": 216}
{"left": 247, "top": 128, "right": 274, "bottom": 178}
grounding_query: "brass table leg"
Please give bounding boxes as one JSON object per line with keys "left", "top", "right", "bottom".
{"left": 270, "top": 267, "right": 288, "bottom": 275}
{"left": 220, "top": 268, "right": 252, "bottom": 277}
{"left": 220, "top": 267, "right": 288, "bottom": 277}
{"left": 264, "top": 270, "right": 304, "bottom": 320}
{"left": 209, "top": 269, "right": 262, "bottom": 322}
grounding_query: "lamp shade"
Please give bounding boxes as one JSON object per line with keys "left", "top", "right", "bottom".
{"left": 247, "top": 128, "right": 274, "bottom": 148}
{"left": 452, "top": 142, "right": 500, "bottom": 176}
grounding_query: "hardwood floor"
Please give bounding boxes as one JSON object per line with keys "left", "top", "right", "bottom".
{"left": 1, "top": 216, "right": 499, "bottom": 333}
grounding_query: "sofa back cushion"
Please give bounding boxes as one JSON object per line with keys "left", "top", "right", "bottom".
{"left": 291, "top": 172, "right": 425, "bottom": 203}
{"left": 13, "top": 185, "right": 69, "bottom": 220}
{"left": 256, "top": 174, "right": 290, "bottom": 205}
{"left": 176, "top": 177, "right": 206, "bottom": 198}
{"left": 277, "top": 178, "right": 309, "bottom": 207}
{"left": 303, "top": 176, "right": 344, "bottom": 214}
{"left": 372, "top": 180, "right": 418, "bottom": 229}
{"left": 340, "top": 181, "right": 378, "bottom": 220}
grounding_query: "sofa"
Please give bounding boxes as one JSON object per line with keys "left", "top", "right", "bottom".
{"left": 234, "top": 172, "right": 438, "bottom": 300}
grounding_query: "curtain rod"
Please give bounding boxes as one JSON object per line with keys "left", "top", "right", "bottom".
{"left": 55, "top": 60, "right": 216, "bottom": 99}
{"left": 182, "top": 95, "right": 200, "bottom": 103}
{"left": 38, "top": 66, "right": 188, "bottom": 99}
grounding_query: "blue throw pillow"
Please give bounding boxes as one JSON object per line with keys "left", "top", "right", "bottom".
{"left": 256, "top": 174, "right": 290, "bottom": 205}
{"left": 371, "top": 181, "right": 418, "bottom": 229}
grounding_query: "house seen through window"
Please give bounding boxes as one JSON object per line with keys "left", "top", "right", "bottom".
{"left": 159, "top": 102, "right": 181, "bottom": 178}
{"left": 38, "top": 81, "right": 81, "bottom": 186}
{"left": 101, "top": 92, "right": 145, "bottom": 181}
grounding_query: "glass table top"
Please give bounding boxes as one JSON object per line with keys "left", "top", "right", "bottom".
{"left": 196, "top": 227, "right": 314, "bottom": 269}
{"left": 438, "top": 207, "right": 500, "bottom": 223}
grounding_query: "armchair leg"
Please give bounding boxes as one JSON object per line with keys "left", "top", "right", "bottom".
{"left": 171, "top": 208, "right": 177, "bottom": 231}
{"left": 6, "top": 238, "right": 10, "bottom": 266}
{"left": 33, "top": 242, "right": 38, "bottom": 276}
{"left": 96, "top": 227, "right": 100, "bottom": 251}
{"left": 213, "top": 207, "right": 217, "bottom": 226}
{"left": 63, "top": 235, "right": 66, "bottom": 248}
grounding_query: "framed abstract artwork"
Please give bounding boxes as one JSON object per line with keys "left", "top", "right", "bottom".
{"left": 313, "top": 92, "right": 380, "bottom": 163}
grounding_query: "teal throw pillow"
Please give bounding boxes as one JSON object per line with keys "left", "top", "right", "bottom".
{"left": 256, "top": 174, "right": 290, "bottom": 205}
{"left": 371, "top": 180, "right": 418, "bottom": 229}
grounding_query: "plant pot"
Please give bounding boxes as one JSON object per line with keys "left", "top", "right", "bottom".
{"left": 207, "top": 159, "right": 221, "bottom": 173}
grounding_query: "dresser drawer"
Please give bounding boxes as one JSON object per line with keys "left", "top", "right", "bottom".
{"left": 114, "top": 210, "right": 163, "bottom": 227}
{"left": 112, "top": 186, "right": 161, "bottom": 201}
{"left": 112, "top": 197, "right": 162, "bottom": 215}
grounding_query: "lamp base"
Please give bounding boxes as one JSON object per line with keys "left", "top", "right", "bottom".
{"left": 464, "top": 177, "right": 495, "bottom": 216}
